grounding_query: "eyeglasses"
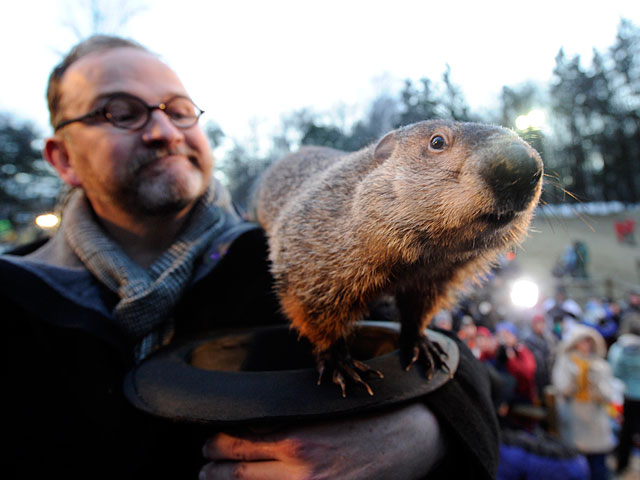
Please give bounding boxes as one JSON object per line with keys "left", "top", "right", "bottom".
{"left": 54, "top": 93, "right": 204, "bottom": 131}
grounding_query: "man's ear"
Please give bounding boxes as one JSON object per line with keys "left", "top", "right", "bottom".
{"left": 43, "top": 137, "right": 82, "bottom": 187}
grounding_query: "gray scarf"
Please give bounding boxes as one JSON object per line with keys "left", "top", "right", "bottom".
{"left": 64, "top": 187, "right": 227, "bottom": 360}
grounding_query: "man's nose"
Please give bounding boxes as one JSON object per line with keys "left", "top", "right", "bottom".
{"left": 141, "top": 110, "right": 185, "bottom": 145}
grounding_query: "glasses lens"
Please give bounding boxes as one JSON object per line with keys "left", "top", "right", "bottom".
{"left": 165, "top": 97, "right": 201, "bottom": 127}
{"left": 105, "top": 96, "right": 148, "bottom": 129}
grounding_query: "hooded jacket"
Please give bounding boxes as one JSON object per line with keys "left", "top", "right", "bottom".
{"left": 552, "top": 325, "right": 617, "bottom": 453}
{"left": 608, "top": 332, "right": 640, "bottom": 400}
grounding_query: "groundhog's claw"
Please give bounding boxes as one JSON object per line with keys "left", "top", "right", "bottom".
{"left": 316, "top": 339, "right": 384, "bottom": 397}
{"left": 402, "top": 333, "right": 450, "bottom": 380}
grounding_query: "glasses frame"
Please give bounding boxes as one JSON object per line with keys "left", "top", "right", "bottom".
{"left": 53, "top": 93, "right": 204, "bottom": 131}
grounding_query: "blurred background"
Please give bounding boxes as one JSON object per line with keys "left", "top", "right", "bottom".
{"left": 1, "top": 0, "right": 639, "bottom": 300}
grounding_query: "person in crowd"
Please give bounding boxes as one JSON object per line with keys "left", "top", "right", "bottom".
{"left": 553, "top": 240, "right": 588, "bottom": 279}
{"left": 544, "top": 286, "right": 582, "bottom": 339}
{"left": 494, "top": 321, "right": 538, "bottom": 406}
{"left": 432, "top": 309, "right": 454, "bottom": 331}
{"left": 475, "top": 326, "right": 497, "bottom": 362}
{"left": 603, "top": 297, "right": 623, "bottom": 328}
{"left": 621, "top": 290, "right": 640, "bottom": 325}
{"left": 572, "top": 240, "right": 589, "bottom": 279}
{"left": 583, "top": 297, "right": 619, "bottom": 348}
{"left": 557, "top": 242, "right": 578, "bottom": 278}
{"left": 476, "top": 326, "right": 516, "bottom": 421}
{"left": 523, "top": 313, "right": 557, "bottom": 404}
{"left": 552, "top": 325, "right": 617, "bottom": 480}
{"left": 608, "top": 312, "right": 640, "bottom": 476}
{"left": 0, "top": 34, "right": 499, "bottom": 478}
{"left": 458, "top": 314, "right": 478, "bottom": 353}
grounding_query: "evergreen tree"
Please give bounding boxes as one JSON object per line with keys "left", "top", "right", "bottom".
{"left": 549, "top": 49, "right": 590, "bottom": 202}
{"left": 0, "top": 113, "right": 61, "bottom": 228}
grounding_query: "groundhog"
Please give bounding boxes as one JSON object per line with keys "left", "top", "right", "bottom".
{"left": 254, "top": 120, "right": 543, "bottom": 396}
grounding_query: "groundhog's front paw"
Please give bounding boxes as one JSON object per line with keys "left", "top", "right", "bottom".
{"left": 400, "top": 333, "right": 450, "bottom": 380}
{"left": 315, "top": 338, "right": 384, "bottom": 398}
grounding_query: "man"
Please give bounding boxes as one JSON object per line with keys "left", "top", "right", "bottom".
{"left": 1, "top": 35, "right": 498, "bottom": 478}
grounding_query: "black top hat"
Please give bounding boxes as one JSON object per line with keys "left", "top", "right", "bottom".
{"left": 124, "top": 321, "right": 458, "bottom": 425}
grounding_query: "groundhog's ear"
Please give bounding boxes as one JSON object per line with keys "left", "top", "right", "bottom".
{"left": 373, "top": 131, "right": 396, "bottom": 163}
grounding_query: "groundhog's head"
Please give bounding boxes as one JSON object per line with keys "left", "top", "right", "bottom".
{"left": 356, "top": 120, "right": 543, "bottom": 260}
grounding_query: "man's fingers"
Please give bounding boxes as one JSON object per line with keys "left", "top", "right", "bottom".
{"left": 199, "top": 460, "right": 304, "bottom": 480}
{"left": 203, "top": 432, "right": 278, "bottom": 461}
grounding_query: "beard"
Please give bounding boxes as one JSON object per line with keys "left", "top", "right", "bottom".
{"left": 116, "top": 146, "right": 210, "bottom": 216}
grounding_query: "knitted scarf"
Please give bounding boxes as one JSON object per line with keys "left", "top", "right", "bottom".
{"left": 570, "top": 353, "right": 592, "bottom": 402}
{"left": 63, "top": 187, "right": 227, "bottom": 361}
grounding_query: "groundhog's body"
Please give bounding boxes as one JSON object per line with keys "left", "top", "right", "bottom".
{"left": 255, "top": 120, "right": 543, "bottom": 389}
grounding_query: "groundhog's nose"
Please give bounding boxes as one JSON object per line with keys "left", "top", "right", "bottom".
{"left": 482, "top": 142, "right": 542, "bottom": 212}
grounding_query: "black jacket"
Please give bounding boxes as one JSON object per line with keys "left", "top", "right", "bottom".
{"left": 1, "top": 227, "right": 498, "bottom": 479}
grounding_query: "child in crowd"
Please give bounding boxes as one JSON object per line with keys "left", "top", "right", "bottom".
{"left": 552, "top": 325, "right": 617, "bottom": 480}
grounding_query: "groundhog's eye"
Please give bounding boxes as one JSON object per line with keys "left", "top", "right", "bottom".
{"left": 430, "top": 135, "right": 446, "bottom": 150}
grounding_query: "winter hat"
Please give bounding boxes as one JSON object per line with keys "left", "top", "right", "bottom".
{"left": 496, "top": 321, "right": 518, "bottom": 337}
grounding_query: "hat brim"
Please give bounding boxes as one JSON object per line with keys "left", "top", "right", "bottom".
{"left": 124, "top": 321, "right": 458, "bottom": 425}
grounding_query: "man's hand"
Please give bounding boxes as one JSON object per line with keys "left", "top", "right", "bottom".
{"left": 199, "top": 401, "right": 445, "bottom": 480}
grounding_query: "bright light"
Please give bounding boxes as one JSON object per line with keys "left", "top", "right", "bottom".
{"left": 510, "top": 278, "right": 539, "bottom": 308}
{"left": 35, "top": 213, "right": 60, "bottom": 229}
{"left": 515, "top": 115, "right": 531, "bottom": 130}
{"left": 528, "top": 109, "right": 546, "bottom": 129}
{"left": 515, "top": 109, "right": 546, "bottom": 131}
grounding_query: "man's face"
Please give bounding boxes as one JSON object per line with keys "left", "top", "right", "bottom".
{"left": 49, "top": 47, "right": 213, "bottom": 221}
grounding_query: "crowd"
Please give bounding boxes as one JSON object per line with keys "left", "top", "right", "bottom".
{"left": 433, "top": 258, "right": 640, "bottom": 480}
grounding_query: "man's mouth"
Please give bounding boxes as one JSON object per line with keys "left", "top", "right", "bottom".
{"left": 136, "top": 150, "right": 198, "bottom": 171}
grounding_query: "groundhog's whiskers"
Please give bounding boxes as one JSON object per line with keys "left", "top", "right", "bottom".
{"left": 538, "top": 177, "right": 595, "bottom": 233}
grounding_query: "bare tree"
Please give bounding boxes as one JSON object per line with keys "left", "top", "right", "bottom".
{"left": 61, "top": 0, "right": 147, "bottom": 39}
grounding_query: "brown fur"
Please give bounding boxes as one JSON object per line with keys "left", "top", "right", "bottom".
{"left": 255, "top": 120, "right": 543, "bottom": 354}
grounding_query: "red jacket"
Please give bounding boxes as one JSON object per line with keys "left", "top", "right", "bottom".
{"left": 505, "top": 344, "right": 538, "bottom": 403}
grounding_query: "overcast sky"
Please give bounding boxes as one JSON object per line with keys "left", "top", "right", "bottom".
{"left": 1, "top": 0, "right": 639, "bottom": 145}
